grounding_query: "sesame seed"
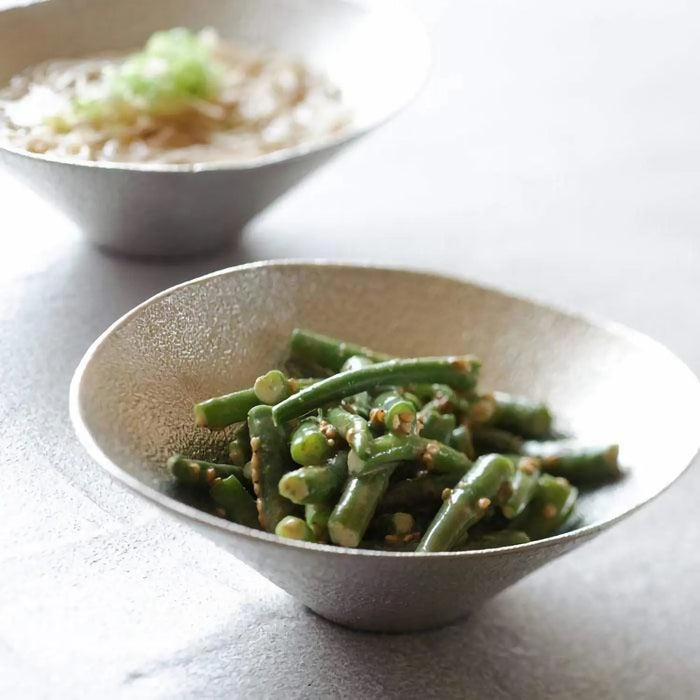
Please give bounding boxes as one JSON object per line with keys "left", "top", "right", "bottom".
{"left": 542, "top": 504, "right": 557, "bottom": 519}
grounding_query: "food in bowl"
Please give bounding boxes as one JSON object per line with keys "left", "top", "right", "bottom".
{"left": 0, "top": 28, "right": 350, "bottom": 164}
{"left": 169, "top": 328, "right": 621, "bottom": 552}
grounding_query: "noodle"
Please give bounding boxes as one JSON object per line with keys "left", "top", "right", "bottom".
{"left": 0, "top": 29, "right": 351, "bottom": 165}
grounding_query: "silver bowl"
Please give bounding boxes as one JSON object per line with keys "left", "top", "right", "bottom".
{"left": 0, "top": 0, "right": 429, "bottom": 257}
{"left": 70, "top": 262, "right": 700, "bottom": 632}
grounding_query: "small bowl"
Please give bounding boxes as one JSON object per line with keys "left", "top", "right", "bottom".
{"left": 0, "top": 0, "right": 429, "bottom": 257}
{"left": 70, "top": 262, "right": 700, "bottom": 632}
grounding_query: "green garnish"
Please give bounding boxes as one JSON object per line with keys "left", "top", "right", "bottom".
{"left": 65, "top": 28, "right": 222, "bottom": 125}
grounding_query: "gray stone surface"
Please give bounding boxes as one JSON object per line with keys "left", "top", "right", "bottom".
{"left": 1, "top": 0, "right": 698, "bottom": 697}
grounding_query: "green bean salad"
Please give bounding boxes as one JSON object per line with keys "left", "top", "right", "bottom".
{"left": 169, "top": 329, "right": 621, "bottom": 552}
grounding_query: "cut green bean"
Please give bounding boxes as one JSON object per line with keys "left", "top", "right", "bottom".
{"left": 341, "top": 355, "right": 375, "bottom": 372}
{"left": 327, "top": 465, "right": 398, "bottom": 548}
{"left": 367, "top": 512, "right": 416, "bottom": 539}
{"left": 272, "top": 356, "right": 481, "bottom": 424}
{"left": 248, "top": 405, "right": 296, "bottom": 532}
{"left": 511, "top": 474, "right": 578, "bottom": 539}
{"left": 411, "top": 384, "right": 457, "bottom": 409}
{"left": 522, "top": 440, "right": 620, "bottom": 484}
{"left": 305, "top": 503, "right": 333, "bottom": 541}
{"left": 254, "top": 369, "right": 291, "bottom": 405}
{"left": 416, "top": 454, "right": 515, "bottom": 553}
{"left": 501, "top": 457, "right": 541, "bottom": 519}
{"left": 349, "top": 433, "right": 472, "bottom": 477}
{"left": 325, "top": 406, "right": 372, "bottom": 457}
{"left": 168, "top": 455, "right": 248, "bottom": 489}
{"left": 378, "top": 472, "right": 462, "bottom": 513}
{"left": 340, "top": 391, "right": 372, "bottom": 420}
{"left": 289, "top": 328, "right": 390, "bottom": 372}
{"left": 278, "top": 451, "right": 348, "bottom": 505}
{"left": 419, "top": 409, "right": 456, "bottom": 443}
{"left": 470, "top": 392, "right": 552, "bottom": 439}
{"left": 210, "top": 475, "right": 259, "bottom": 529}
{"left": 448, "top": 424, "right": 476, "bottom": 460}
{"left": 186, "top": 329, "right": 620, "bottom": 551}
{"left": 339, "top": 356, "right": 375, "bottom": 418}
{"left": 194, "top": 388, "right": 259, "bottom": 431}
{"left": 195, "top": 375, "right": 318, "bottom": 430}
{"left": 275, "top": 515, "right": 315, "bottom": 542}
{"left": 402, "top": 391, "right": 423, "bottom": 410}
{"left": 228, "top": 424, "right": 251, "bottom": 466}
{"left": 472, "top": 427, "right": 523, "bottom": 455}
{"left": 289, "top": 416, "right": 334, "bottom": 466}
{"left": 373, "top": 391, "right": 418, "bottom": 436}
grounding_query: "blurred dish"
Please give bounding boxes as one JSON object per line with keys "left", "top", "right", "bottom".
{"left": 0, "top": 0, "right": 430, "bottom": 256}
{"left": 0, "top": 28, "right": 351, "bottom": 164}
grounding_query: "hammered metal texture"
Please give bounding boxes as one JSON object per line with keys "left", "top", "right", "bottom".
{"left": 73, "top": 262, "right": 700, "bottom": 631}
{"left": 0, "top": 0, "right": 429, "bottom": 256}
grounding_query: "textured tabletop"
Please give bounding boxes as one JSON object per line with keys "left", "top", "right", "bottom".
{"left": 2, "top": 1, "right": 699, "bottom": 698}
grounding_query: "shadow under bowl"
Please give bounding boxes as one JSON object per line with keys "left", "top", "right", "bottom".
{"left": 70, "top": 261, "right": 700, "bottom": 631}
{"left": 0, "top": 0, "right": 429, "bottom": 257}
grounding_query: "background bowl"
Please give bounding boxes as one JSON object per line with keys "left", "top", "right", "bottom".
{"left": 0, "top": 0, "right": 429, "bottom": 257}
{"left": 70, "top": 262, "right": 700, "bottom": 632}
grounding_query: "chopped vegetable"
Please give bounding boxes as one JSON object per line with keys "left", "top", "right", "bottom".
{"left": 168, "top": 328, "right": 621, "bottom": 551}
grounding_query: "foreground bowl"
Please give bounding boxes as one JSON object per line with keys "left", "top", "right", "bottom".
{"left": 70, "top": 262, "right": 699, "bottom": 631}
{"left": 0, "top": 0, "right": 429, "bottom": 257}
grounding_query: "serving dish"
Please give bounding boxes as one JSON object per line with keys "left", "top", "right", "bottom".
{"left": 0, "top": 0, "right": 429, "bottom": 256}
{"left": 70, "top": 261, "right": 700, "bottom": 631}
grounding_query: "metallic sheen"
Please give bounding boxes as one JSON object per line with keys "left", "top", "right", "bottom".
{"left": 70, "top": 261, "right": 700, "bottom": 632}
{"left": 0, "top": 0, "right": 429, "bottom": 256}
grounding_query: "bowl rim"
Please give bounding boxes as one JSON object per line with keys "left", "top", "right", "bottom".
{"left": 69, "top": 259, "right": 700, "bottom": 558}
{"left": 0, "top": 0, "right": 431, "bottom": 174}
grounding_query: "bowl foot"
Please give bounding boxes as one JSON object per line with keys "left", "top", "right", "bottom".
{"left": 303, "top": 603, "right": 472, "bottom": 634}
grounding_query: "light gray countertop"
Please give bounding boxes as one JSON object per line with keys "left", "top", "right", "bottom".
{"left": 1, "top": 1, "right": 698, "bottom": 697}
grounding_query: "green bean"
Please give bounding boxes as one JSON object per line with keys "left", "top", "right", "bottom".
{"left": 501, "top": 456, "right": 541, "bottom": 519}
{"left": 168, "top": 455, "right": 248, "bottom": 490}
{"left": 210, "top": 475, "right": 259, "bottom": 529}
{"left": 416, "top": 454, "right": 515, "bottom": 552}
{"left": 378, "top": 472, "right": 462, "bottom": 513}
{"left": 373, "top": 391, "right": 418, "bottom": 436}
{"left": 228, "top": 424, "right": 251, "bottom": 466}
{"left": 367, "top": 512, "right": 416, "bottom": 539}
{"left": 341, "top": 355, "right": 376, "bottom": 372}
{"left": 327, "top": 465, "right": 398, "bottom": 547}
{"left": 275, "top": 515, "right": 315, "bottom": 542}
{"left": 289, "top": 328, "right": 390, "bottom": 372}
{"left": 522, "top": 441, "right": 620, "bottom": 484}
{"left": 348, "top": 433, "right": 472, "bottom": 478}
{"left": 472, "top": 427, "right": 523, "bottom": 455}
{"left": 511, "top": 474, "right": 578, "bottom": 539}
{"left": 272, "top": 356, "right": 481, "bottom": 424}
{"left": 278, "top": 452, "right": 348, "bottom": 505}
{"left": 254, "top": 369, "right": 291, "bottom": 405}
{"left": 448, "top": 424, "right": 476, "bottom": 460}
{"left": 470, "top": 392, "right": 552, "bottom": 439}
{"left": 325, "top": 406, "right": 372, "bottom": 457}
{"left": 194, "top": 388, "right": 259, "bottom": 431}
{"left": 289, "top": 416, "right": 334, "bottom": 466}
{"left": 419, "top": 409, "right": 456, "bottom": 443}
{"left": 248, "top": 405, "right": 296, "bottom": 532}
{"left": 305, "top": 503, "right": 333, "bottom": 541}
{"left": 195, "top": 374, "right": 318, "bottom": 430}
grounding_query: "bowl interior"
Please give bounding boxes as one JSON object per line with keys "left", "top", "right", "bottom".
{"left": 73, "top": 262, "right": 700, "bottom": 536}
{"left": 0, "top": 0, "right": 429, "bottom": 131}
